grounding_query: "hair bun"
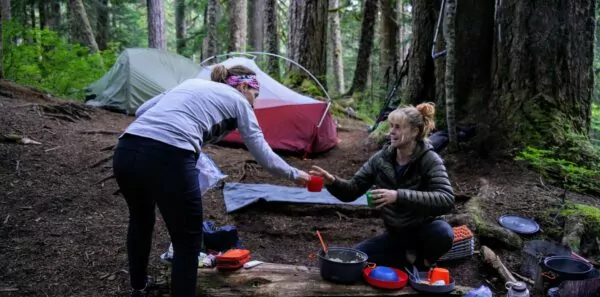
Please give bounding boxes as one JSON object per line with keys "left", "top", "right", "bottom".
{"left": 210, "top": 64, "right": 229, "bottom": 83}
{"left": 416, "top": 102, "right": 435, "bottom": 120}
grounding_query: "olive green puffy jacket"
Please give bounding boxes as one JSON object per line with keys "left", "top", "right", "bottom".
{"left": 326, "top": 141, "right": 454, "bottom": 230}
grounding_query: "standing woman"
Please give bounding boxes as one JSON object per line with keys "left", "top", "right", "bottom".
{"left": 113, "top": 64, "right": 310, "bottom": 297}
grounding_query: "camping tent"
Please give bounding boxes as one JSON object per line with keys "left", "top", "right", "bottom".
{"left": 196, "top": 56, "right": 339, "bottom": 154}
{"left": 84, "top": 48, "right": 202, "bottom": 115}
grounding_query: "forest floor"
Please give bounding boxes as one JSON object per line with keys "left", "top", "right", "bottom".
{"left": 0, "top": 80, "right": 599, "bottom": 297}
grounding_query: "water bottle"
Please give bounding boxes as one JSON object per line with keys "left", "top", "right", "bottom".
{"left": 506, "top": 281, "right": 530, "bottom": 297}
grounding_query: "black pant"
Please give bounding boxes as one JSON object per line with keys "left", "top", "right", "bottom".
{"left": 354, "top": 220, "right": 454, "bottom": 269}
{"left": 113, "top": 134, "right": 203, "bottom": 297}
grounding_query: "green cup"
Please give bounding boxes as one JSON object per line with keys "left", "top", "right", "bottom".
{"left": 366, "top": 191, "right": 374, "bottom": 207}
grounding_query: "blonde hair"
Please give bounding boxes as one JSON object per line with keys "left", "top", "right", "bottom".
{"left": 387, "top": 102, "right": 436, "bottom": 140}
{"left": 210, "top": 65, "right": 256, "bottom": 83}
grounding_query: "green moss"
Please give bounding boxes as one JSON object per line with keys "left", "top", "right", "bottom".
{"left": 561, "top": 203, "right": 600, "bottom": 235}
{"left": 367, "top": 121, "right": 390, "bottom": 144}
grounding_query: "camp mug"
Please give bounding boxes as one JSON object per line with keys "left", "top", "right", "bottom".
{"left": 307, "top": 176, "right": 324, "bottom": 192}
{"left": 428, "top": 267, "right": 450, "bottom": 284}
{"left": 366, "top": 191, "right": 374, "bottom": 207}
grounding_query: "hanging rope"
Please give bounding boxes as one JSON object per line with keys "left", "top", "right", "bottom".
{"left": 432, "top": 0, "right": 447, "bottom": 59}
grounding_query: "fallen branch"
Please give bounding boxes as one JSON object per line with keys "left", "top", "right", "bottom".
{"left": 79, "top": 130, "right": 121, "bottom": 135}
{"left": 98, "top": 174, "right": 115, "bottom": 184}
{"left": 511, "top": 271, "right": 534, "bottom": 286}
{"left": 3, "top": 134, "right": 42, "bottom": 145}
{"left": 90, "top": 155, "right": 113, "bottom": 168}
{"left": 481, "top": 245, "right": 517, "bottom": 284}
{"left": 190, "top": 262, "right": 472, "bottom": 296}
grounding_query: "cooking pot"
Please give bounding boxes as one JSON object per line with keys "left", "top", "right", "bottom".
{"left": 541, "top": 255, "right": 594, "bottom": 282}
{"left": 318, "top": 247, "right": 368, "bottom": 284}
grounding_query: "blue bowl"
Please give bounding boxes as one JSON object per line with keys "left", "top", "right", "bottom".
{"left": 369, "top": 266, "right": 399, "bottom": 281}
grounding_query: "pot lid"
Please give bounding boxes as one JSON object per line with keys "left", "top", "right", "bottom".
{"left": 498, "top": 215, "right": 540, "bottom": 234}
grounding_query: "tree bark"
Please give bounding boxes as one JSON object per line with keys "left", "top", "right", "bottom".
{"left": 346, "top": 0, "right": 378, "bottom": 96}
{"left": 287, "top": 0, "right": 328, "bottom": 86}
{"left": 0, "top": 1, "right": 4, "bottom": 79}
{"left": 38, "top": 0, "right": 47, "bottom": 30}
{"left": 1, "top": 0, "right": 10, "bottom": 21}
{"left": 96, "top": 0, "right": 109, "bottom": 51}
{"left": 147, "top": 0, "right": 166, "bottom": 50}
{"left": 227, "top": 0, "right": 247, "bottom": 52}
{"left": 490, "top": 0, "right": 595, "bottom": 148}
{"left": 249, "top": 0, "right": 265, "bottom": 52}
{"left": 453, "top": 0, "right": 494, "bottom": 120}
{"left": 204, "top": 0, "right": 220, "bottom": 59}
{"left": 380, "top": 0, "right": 398, "bottom": 89}
{"left": 68, "top": 0, "right": 100, "bottom": 54}
{"left": 328, "top": 0, "right": 344, "bottom": 95}
{"left": 264, "top": 0, "right": 279, "bottom": 79}
{"left": 190, "top": 262, "right": 472, "bottom": 296}
{"left": 49, "top": 0, "right": 61, "bottom": 31}
{"left": 175, "top": 0, "right": 186, "bottom": 54}
{"left": 403, "top": 0, "right": 437, "bottom": 105}
{"left": 444, "top": 0, "right": 457, "bottom": 145}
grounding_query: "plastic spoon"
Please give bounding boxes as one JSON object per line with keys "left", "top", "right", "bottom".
{"left": 316, "top": 230, "right": 328, "bottom": 255}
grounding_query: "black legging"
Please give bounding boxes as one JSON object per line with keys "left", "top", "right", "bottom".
{"left": 113, "top": 134, "right": 202, "bottom": 297}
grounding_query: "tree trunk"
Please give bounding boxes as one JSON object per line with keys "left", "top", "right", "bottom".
{"left": 175, "top": 0, "right": 186, "bottom": 54}
{"left": 49, "top": 0, "right": 60, "bottom": 31}
{"left": 453, "top": 0, "right": 494, "bottom": 120}
{"left": 147, "top": 0, "right": 166, "bottom": 50}
{"left": 227, "top": 0, "right": 247, "bottom": 52}
{"left": 404, "top": 0, "right": 438, "bottom": 105}
{"left": 29, "top": 0, "right": 35, "bottom": 30}
{"left": 264, "top": 0, "right": 279, "bottom": 79}
{"left": 0, "top": 1, "right": 4, "bottom": 79}
{"left": 38, "top": 0, "right": 47, "bottom": 29}
{"left": 380, "top": 0, "right": 398, "bottom": 89}
{"left": 490, "top": 0, "right": 594, "bottom": 148}
{"left": 1, "top": 0, "right": 10, "bottom": 21}
{"left": 189, "top": 262, "right": 472, "bottom": 296}
{"left": 443, "top": 0, "right": 457, "bottom": 145}
{"left": 249, "top": 0, "right": 265, "bottom": 52}
{"left": 204, "top": 0, "right": 220, "bottom": 59}
{"left": 346, "top": 0, "right": 378, "bottom": 96}
{"left": 96, "top": 0, "right": 109, "bottom": 51}
{"left": 68, "top": 0, "right": 100, "bottom": 53}
{"left": 328, "top": 0, "right": 344, "bottom": 95}
{"left": 287, "top": 0, "right": 328, "bottom": 86}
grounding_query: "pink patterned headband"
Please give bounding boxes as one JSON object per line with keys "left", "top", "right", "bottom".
{"left": 226, "top": 75, "right": 260, "bottom": 91}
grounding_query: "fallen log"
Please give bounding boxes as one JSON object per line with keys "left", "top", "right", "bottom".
{"left": 467, "top": 179, "right": 522, "bottom": 250}
{"left": 481, "top": 245, "right": 517, "bottom": 284}
{"left": 191, "top": 262, "right": 472, "bottom": 297}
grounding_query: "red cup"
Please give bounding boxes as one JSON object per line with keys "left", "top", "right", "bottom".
{"left": 307, "top": 175, "right": 324, "bottom": 192}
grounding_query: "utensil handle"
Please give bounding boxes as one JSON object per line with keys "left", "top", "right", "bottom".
{"left": 316, "top": 230, "right": 328, "bottom": 253}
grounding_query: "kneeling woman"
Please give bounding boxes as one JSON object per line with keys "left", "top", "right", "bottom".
{"left": 310, "top": 102, "right": 455, "bottom": 270}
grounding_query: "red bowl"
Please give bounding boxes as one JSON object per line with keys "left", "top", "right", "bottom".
{"left": 363, "top": 266, "right": 409, "bottom": 289}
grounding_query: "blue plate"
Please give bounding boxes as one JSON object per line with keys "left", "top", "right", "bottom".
{"left": 498, "top": 215, "right": 540, "bottom": 234}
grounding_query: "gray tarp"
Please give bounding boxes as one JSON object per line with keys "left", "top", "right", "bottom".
{"left": 223, "top": 182, "right": 368, "bottom": 213}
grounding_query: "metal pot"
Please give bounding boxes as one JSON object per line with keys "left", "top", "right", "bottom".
{"left": 541, "top": 256, "right": 594, "bottom": 282}
{"left": 318, "top": 247, "right": 368, "bottom": 284}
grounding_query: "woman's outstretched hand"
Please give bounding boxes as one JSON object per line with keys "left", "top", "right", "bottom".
{"left": 309, "top": 165, "right": 335, "bottom": 185}
{"left": 295, "top": 170, "right": 311, "bottom": 186}
{"left": 370, "top": 189, "right": 398, "bottom": 209}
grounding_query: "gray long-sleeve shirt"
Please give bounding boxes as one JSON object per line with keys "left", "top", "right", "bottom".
{"left": 123, "top": 78, "right": 300, "bottom": 181}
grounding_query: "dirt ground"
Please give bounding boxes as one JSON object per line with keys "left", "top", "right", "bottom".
{"left": 1, "top": 80, "right": 599, "bottom": 297}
